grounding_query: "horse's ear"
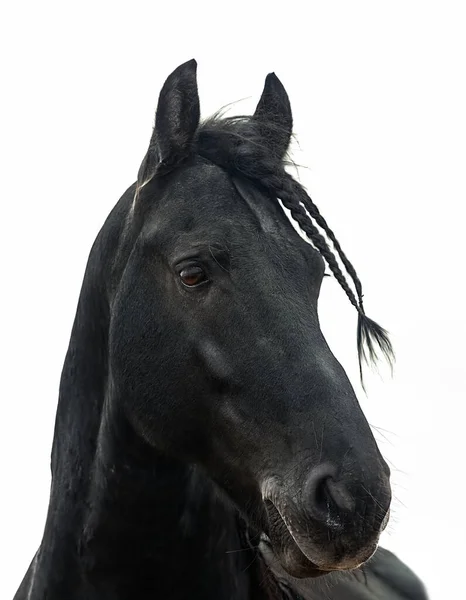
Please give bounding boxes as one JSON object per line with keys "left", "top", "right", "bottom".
{"left": 137, "top": 59, "right": 200, "bottom": 188}
{"left": 253, "top": 73, "right": 293, "bottom": 159}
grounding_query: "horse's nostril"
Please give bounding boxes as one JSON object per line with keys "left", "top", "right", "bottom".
{"left": 304, "top": 463, "right": 355, "bottom": 524}
{"left": 325, "top": 477, "right": 356, "bottom": 513}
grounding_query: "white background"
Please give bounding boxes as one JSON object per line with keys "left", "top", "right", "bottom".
{"left": 1, "top": 2, "right": 465, "bottom": 599}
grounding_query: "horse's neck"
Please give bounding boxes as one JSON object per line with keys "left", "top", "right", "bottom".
{"left": 26, "top": 244, "right": 111, "bottom": 599}
{"left": 36, "top": 407, "right": 263, "bottom": 599}
{"left": 81, "top": 406, "right": 261, "bottom": 600}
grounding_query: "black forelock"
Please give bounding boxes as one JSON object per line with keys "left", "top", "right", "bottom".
{"left": 196, "top": 113, "right": 290, "bottom": 177}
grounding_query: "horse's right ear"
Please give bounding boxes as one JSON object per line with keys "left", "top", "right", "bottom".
{"left": 136, "top": 59, "right": 200, "bottom": 190}
{"left": 253, "top": 73, "right": 293, "bottom": 159}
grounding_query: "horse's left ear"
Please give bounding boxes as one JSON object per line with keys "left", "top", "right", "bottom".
{"left": 137, "top": 59, "right": 200, "bottom": 189}
{"left": 253, "top": 73, "right": 293, "bottom": 159}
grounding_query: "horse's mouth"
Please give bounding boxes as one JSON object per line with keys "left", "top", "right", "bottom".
{"left": 263, "top": 498, "right": 377, "bottom": 579}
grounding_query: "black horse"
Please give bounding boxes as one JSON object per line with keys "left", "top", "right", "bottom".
{"left": 13, "top": 60, "right": 428, "bottom": 600}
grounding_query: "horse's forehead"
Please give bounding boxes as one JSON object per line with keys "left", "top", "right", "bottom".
{"left": 158, "top": 162, "right": 285, "bottom": 235}
{"left": 169, "top": 162, "right": 237, "bottom": 204}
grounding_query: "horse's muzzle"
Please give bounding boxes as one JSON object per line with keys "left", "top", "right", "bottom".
{"left": 261, "top": 462, "right": 391, "bottom": 578}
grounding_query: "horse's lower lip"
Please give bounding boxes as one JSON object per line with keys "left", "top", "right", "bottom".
{"left": 263, "top": 499, "right": 330, "bottom": 578}
{"left": 260, "top": 530, "right": 329, "bottom": 579}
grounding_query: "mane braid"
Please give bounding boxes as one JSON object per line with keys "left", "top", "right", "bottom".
{"left": 194, "top": 115, "right": 395, "bottom": 385}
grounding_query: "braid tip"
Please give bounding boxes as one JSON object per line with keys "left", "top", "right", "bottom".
{"left": 357, "top": 313, "right": 395, "bottom": 390}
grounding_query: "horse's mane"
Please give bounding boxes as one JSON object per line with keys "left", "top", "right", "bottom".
{"left": 193, "top": 113, "right": 394, "bottom": 385}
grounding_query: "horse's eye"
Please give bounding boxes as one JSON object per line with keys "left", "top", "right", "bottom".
{"left": 179, "top": 266, "right": 208, "bottom": 287}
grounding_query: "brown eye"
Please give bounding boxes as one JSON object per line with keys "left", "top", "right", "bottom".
{"left": 179, "top": 266, "right": 208, "bottom": 287}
